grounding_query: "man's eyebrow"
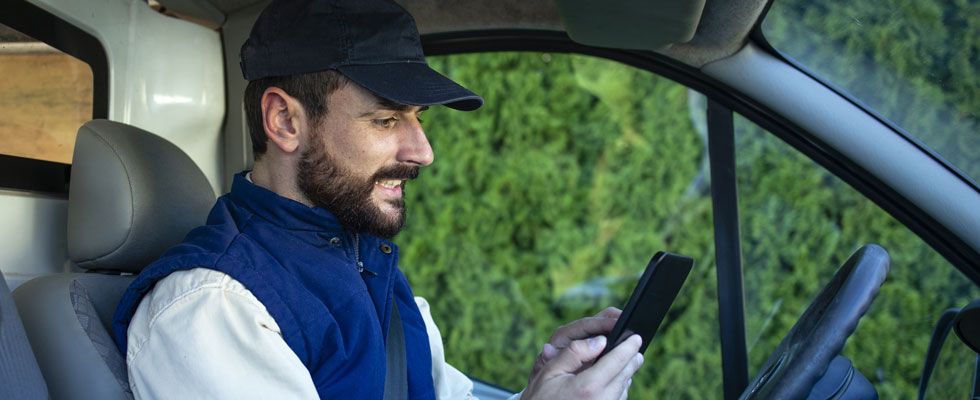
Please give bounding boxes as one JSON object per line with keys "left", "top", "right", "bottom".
{"left": 377, "top": 97, "right": 412, "bottom": 111}
{"left": 360, "top": 95, "right": 429, "bottom": 117}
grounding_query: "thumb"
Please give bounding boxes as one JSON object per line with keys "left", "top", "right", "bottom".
{"left": 541, "top": 336, "right": 607, "bottom": 376}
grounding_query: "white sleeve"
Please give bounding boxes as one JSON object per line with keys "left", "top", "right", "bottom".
{"left": 415, "top": 296, "right": 479, "bottom": 400}
{"left": 126, "top": 268, "right": 318, "bottom": 400}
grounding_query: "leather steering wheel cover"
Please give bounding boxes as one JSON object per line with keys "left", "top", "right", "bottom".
{"left": 741, "top": 244, "right": 890, "bottom": 399}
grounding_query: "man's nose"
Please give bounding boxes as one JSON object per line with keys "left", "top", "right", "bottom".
{"left": 396, "top": 118, "right": 434, "bottom": 166}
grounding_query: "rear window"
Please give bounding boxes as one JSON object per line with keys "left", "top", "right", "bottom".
{"left": 0, "top": 23, "right": 93, "bottom": 164}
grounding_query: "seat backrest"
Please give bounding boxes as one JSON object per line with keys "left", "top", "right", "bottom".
{"left": 13, "top": 119, "right": 216, "bottom": 400}
{"left": 0, "top": 273, "right": 48, "bottom": 400}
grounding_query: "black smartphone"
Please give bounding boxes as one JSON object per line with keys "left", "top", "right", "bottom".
{"left": 600, "top": 251, "right": 693, "bottom": 357}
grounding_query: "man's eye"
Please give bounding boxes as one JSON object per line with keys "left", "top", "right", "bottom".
{"left": 374, "top": 117, "right": 397, "bottom": 128}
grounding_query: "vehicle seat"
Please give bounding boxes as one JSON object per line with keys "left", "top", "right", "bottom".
{"left": 12, "top": 119, "right": 216, "bottom": 400}
{"left": 0, "top": 272, "right": 49, "bottom": 399}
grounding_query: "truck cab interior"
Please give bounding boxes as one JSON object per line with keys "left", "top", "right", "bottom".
{"left": 1, "top": 0, "right": 979, "bottom": 398}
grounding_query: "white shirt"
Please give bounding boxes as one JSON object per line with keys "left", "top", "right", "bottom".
{"left": 126, "top": 267, "right": 505, "bottom": 399}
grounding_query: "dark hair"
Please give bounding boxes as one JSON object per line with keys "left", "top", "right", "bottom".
{"left": 243, "top": 69, "right": 348, "bottom": 159}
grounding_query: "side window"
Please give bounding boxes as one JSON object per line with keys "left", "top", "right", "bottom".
{"left": 0, "top": 23, "right": 92, "bottom": 165}
{"left": 924, "top": 335, "right": 976, "bottom": 399}
{"left": 735, "top": 114, "right": 980, "bottom": 398}
{"left": 401, "top": 52, "right": 720, "bottom": 397}
{"left": 0, "top": 4, "right": 107, "bottom": 287}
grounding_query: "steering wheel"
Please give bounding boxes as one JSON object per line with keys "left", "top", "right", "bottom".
{"left": 740, "top": 244, "right": 890, "bottom": 399}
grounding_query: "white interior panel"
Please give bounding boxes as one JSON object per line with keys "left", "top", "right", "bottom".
{"left": 0, "top": 190, "right": 70, "bottom": 290}
{"left": 2, "top": 0, "right": 226, "bottom": 288}
{"left": 29, "top": 0, "right": 226, "bottom": 195}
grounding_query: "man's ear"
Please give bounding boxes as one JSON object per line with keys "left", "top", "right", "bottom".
{"left": 261, "top": 87, "right": 307, "bottom": 154}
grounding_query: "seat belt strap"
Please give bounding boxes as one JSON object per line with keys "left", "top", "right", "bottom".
{"left": 383, "top": 301, "right": 408, "bottom": 400}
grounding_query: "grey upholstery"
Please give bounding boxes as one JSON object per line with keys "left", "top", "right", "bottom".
{"left": 15, "top": 275, "right": 134, "bottom": 400}
{"left": 0, "top": 274, "right": 49, "bottom": 400}
{"left": 68, "top": 119, "right": 216, "bottom": 272}
{"left": 14, "top": 119, "right": 217, "bottom": 400}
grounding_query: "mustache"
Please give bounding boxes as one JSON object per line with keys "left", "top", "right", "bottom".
{"left": 372, "top": 164, "right": 419, "bottom": 182}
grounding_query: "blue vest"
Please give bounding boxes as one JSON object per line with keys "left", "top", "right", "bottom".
{"left": 113, "top": 173, "right": 436, "bottom": 400}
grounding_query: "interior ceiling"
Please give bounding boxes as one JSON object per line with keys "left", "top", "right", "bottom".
{"left": 194, "top": 0, "right": 264, "bottom": 14}
{"left": 154, "top": 0, "right": 769, "bottom": 68}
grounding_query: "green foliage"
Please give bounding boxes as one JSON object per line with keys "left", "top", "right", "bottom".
{"left": 735, "top": 118, "right": 979, "bottom": 398}
{"left": 924, "top": 338, "right": 977, "bottom": 399}
{"left": 397, "top": 1, "right": 980, "bottom": 397}
{"left": 400, "top": 52, "right": 719, "bottom": 397}
{"left": 755, "top": 3, "right": 980, "bottom": 396}
{"left": 764, "top": 0, "right": 980, "bottom": 183}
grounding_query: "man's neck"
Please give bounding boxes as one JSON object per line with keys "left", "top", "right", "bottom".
{"left": 250, "top": 159, "right": 314, "bottom": 207}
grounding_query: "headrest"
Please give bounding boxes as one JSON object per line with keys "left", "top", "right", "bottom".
{"left": 67, "top": 120, "right": 216, "bottom": 273}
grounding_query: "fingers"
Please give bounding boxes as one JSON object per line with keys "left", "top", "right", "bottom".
{"left": 548, "top": 315, "right": 619, "bottom": 349}
{"left": 584, "top": 334, "right": 644, "bottom": 387}
{"left": 543, "top": 343, "right": 558, "bottom": 357}
{"left": 541, "top": 336, "right": 608, "bottom": 377}
{"left": 533, "top": 307, "right": 626, "bottom": 388}
{"left": 539, "top": 307, "right": 622, "bottom": 367}
{"left": 615, "top": 354, "right": 644, "bottom": 385}
{"left": 528, "top": 334, "right": 644, "bottom": 400}
{"left": 541, "top": 343, "right": 558, "bottom": 361}
{"left": 618, "top": 379, "right": 631, "bottom": 400}
{"left": 595, "top": 307, "right": 622, "bottom": 319}
{"left": 539, "top": 334, "right": 643, "bottom": 399}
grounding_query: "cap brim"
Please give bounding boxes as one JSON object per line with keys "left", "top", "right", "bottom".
{"left": 337, "top": 63, "right": 483, "bottom": 111}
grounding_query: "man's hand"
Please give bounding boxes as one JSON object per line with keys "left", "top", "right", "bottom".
{"left": 522, "top": 334, "right": 644, "bottom": 400}
{"left": 522, "top": 307, "right": 645, "bottom": 400}
{"left": 529, "top": 307, "right": 622, "bottom": 381}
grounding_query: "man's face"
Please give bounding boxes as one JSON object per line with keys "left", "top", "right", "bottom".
{"left": 297, "top": 82, "right": 432, "bottom": 238}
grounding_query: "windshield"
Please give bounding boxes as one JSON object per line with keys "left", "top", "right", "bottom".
{"left": 762, "top": 0, "right": 980, "bottom": 185}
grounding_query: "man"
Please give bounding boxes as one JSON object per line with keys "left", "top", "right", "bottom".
{"left": 112, "top": 0, "right": 644, "bottom": 398}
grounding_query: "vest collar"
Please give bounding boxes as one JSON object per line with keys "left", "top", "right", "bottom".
{"left": 230, "top": 172, "right": 345, "bottom": 233}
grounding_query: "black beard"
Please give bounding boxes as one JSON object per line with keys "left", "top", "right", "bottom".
{"left": 297, "top": 132, "right": 418, "bottom": 239}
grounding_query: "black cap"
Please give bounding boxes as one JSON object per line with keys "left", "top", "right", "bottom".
{"left": 240, "top": 0, "right": 483, "bottom": 111}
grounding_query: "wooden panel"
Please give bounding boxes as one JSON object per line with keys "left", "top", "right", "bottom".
{"left": 0, "top": 50, "right": 93, "bottom": 164}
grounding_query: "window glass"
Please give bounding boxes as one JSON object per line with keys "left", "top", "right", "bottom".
{"left": 0, "top": 23, "right": 92, "bottom": 164}
{"left": 762, "top": 0, "right": 980, "bottom": 184}
{"left": 401, "top": 52, "right": 719, "bottom": 398}
{"left": 923, "top": 334, "right": 976, "bottom": 399}
{"left": 735, "top": 114, "right": 980, "bottom": 398}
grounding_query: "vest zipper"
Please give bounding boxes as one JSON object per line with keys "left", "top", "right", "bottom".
{"left": 354, "top": 233, "right": 362, "bottom": 272}
{"left": 353, "top": 234, "right": 377, "bottom": 276}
